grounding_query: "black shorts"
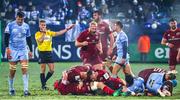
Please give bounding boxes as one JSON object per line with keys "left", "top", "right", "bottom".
{"left": 38, "top": 51, "right": 54, "bottom": 64}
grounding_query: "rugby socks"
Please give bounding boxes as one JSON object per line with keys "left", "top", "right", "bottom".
{"left": 103, "top": 86, "right": 115, "bottom": 95}
{"left": 40, "top": 73, "right": 46, "bottom": 87}
{"left": 22, "top": 74, "right": 29, "bottom": 91}
{"left": 8, "top": 77, "right": 15, "bottom": 91}
{"left": 45, "top": 71, "right": 54, "bottom": 83}
{"left": 125, "top": 74, "right": 134, "bottom": 87}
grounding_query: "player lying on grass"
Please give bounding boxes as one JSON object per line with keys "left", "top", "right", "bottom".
{"left": 145, "top": 72, "right": 177, "bottom": 97}
{"left": 53, "top": 78, "right": 128, "bottom": 96}
{"left": 121, "top": 67, "right": 177, "bottom": 97}
{"left": 53, "top": 65, "right": 128, "bottom": 96}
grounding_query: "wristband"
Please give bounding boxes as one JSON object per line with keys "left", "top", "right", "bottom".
{"left": 166, "top": 43, "right": 169, "bottom": 46}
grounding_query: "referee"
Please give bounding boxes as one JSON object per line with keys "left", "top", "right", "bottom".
{"left": 35, "top": 19, "right": 74, "bottom": 90}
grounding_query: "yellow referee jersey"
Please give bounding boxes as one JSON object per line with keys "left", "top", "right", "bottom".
{"left": 35, "top": 30, "right": 56, "bottom": 51}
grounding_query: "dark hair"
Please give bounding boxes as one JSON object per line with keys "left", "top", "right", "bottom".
{"left": 93, "top": 10, "right": 102, "bottom": 15}
{"left": 116, "top": 21, "right": 123, "bottom": 28}
{"left": 16, "top": 12, "right": 25, "bottom": 18}
{"left": 39, "top": 19, "right": 46, "bottom": 23}
{"left": 87, "top": 70, "right": 93, "bottom": 77}
{"left": 169, "top": 73, "right": 176, "bottom": 80}
{"left": 169, "top": 18, "right": 177, "bottom": 22}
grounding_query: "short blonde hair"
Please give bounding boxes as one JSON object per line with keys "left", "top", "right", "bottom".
{"left": 89, "top": 21, "right": 97, "bottom": 26}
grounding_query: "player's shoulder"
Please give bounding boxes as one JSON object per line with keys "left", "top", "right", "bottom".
{"left": 35, "top": 31, "right": 41, "bottom": 35}
{"left": 22, "top": 22, "right": 30, "bottom": 29}
{"left": 23, "top": 22, "right": 29, "bottom": 26}
{"left": 165, "top": 29, "right": 172, "bottom": 34}
{"left": 7, "top": 20, "right": 16, "bottom": 26}
{"left": 100, "top": 21, "right": 109, "bottom": 27}
{"left": 177, "top": 28, "right": 180, "bottom": 31}
{"left": 80, "top": 29, "right": 89, "bottom": 35}
{"left": 120, "top": 31, "right": 127, "bottom": 37}
{"left": 46, "top": 29, "right": 52, "bottom": 32}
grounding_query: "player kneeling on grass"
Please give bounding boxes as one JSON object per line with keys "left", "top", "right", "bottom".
{"left": 146, "top": 72, "right": 177, "bottom": 97}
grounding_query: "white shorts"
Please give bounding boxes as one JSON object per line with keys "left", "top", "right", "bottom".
{"left": 9, "top": 49, "right": 29, "bottom": 62}
{"left": 114, "top": 54, "right": 130, "bottom": 67}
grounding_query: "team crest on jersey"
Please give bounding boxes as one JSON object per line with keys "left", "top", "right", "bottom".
{"left": 12, "top": 29, "right": 18, "bottom": 33}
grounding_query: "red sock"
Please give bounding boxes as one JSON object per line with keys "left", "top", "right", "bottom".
{"left": 109, "top": 66, "right": 113, "bottom": 73}
{"left": 103, "top": 86, "right": 114, "bottom": 95}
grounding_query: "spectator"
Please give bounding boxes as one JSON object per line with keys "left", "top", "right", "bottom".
{"left": 30, "top": 6, "right": 39, "bottom": 20}
{"left": 53, "top": 8, "right": 65, "bottom": 23}
{"left": 100, "top": 0, "right": 109, "bottom": 15}
{"left": 28, "top": 6, "right": 39, "bottom": 25}
{"left": 138, "top": 33, "right": 151, "bottom": 62}
{"left": 78, "top": 6, "right": 90, "bottom": 21}
{"left": 41, "top": 5, "right": 53, "bottom": 19}
{"left": 65, "top": 20, "right": 81, "bottom": 42}
{"left": 4, "top": 5, "right": 15, "bottom": 23}
{"left": 26, "top": 1, "right": 33, "bottom": 11}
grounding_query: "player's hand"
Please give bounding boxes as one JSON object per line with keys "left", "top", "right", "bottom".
{"left": 6, "top": 47, "right": 12, "bottom": 59}
{"left": 62, "top": 71, "right": 68, "bottom": 81}
{"left": 28, "top": 52, "right": 33, "bottom": 59}
{"left": 78, "top": 81, "right": 83, "bottom": 89}
{"left": 66, "top": 24, "right": 75, "bottom": 31}
{"left": 112, "top": 55, "right": 117, "bottom": 61}
{"left": 107, "top": 48, "right": 113, "bottom": 56}
{"left": 167, "top": 43, "right": 174, "bottom": 48}
{"left": 99, "top": 49, "right": 103, "bottom": 55}
{"left": 82, "top": 41, "right": 88, "bottom": 46}
{"left": 120, "top": 58, "right": 126, "bottom": 65}
{"left": 177, "top": 56, "right": 180, "bottom": 62}
{"left": 177, "top": 49, "right": 180, "bottom": 62}
{"left": 41, "top": 27, "right": 47, "bottom": 33}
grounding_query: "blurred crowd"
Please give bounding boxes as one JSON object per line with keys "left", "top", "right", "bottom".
{"left": 0, "top": 0, "right": 175, "bottom": 25}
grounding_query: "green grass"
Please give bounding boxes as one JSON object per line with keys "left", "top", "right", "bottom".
{"left": 0, "top": 62, "right": 180, "bottom": 99}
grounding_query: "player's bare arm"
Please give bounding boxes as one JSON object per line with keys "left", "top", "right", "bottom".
{"left": 107, "top": 33, "right": 114, "bottom": 55}
{"left": 54, "top": 24, "right": 75, "bottom": 36}
{"left": 177, "top": 48, "right": 180, "bottom": 62}
{"left": 37, "top": 32, "right": 46, "bottom": 43}
{"left": 96, "top": 40, "right": 103, "bottom": 54}
{"left": 161, "top": 38, "right": 174, "bottom": 48}
{"left": 75, "top": 40, "right": 88, "bottom": 47}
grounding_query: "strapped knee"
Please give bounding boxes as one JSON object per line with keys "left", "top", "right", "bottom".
{"left": 9, "top": 64, "right": 17, "bottom": 70}
{"left": 21, "top": 62, "right": 28, "bottom": 69}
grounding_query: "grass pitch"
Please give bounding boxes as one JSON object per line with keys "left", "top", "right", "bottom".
{"left": 0, "top": 62, "right": 180, "bottom": 99}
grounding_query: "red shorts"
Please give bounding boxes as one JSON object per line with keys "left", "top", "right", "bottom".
{"left": 169, "top": 49, "right": 178, "bottom": 66}
{"left": 80, "top": 52, "right": 102, "bottom": 66}
{"left": 58, "top": 82, "right": 91, "bottom": 95}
